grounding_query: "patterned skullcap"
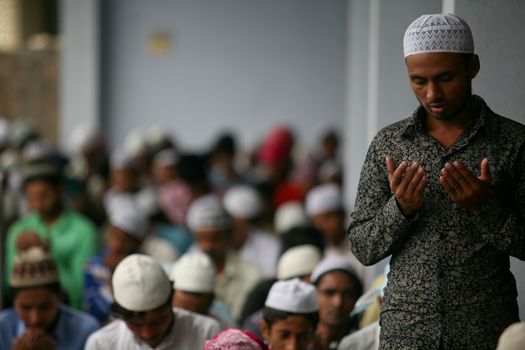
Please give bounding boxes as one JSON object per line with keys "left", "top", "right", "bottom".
{"left": 10, "top": 247, "right": 59, "bottom": 288}
{"left": 204, "top": 328, "right": 268, "bottom": 350}
{"left": 403, "top": 14, "right": 474, "bottom": 58}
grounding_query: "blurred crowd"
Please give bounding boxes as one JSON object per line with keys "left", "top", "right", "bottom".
{"left": 0, "top": 118, "right": 522, "bottom": 350}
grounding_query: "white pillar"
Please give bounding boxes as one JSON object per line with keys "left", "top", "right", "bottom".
{"left": 59, "top": 0, "right": 100, "bottom": 151}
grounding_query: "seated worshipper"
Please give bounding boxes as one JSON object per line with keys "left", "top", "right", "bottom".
{"left": 204, "top": 328, "right": 268, "bottom": 350}
{"left": 84, "top": 196, "right": 147, "bottom": 323}
{"left": 496, "top": 322, "right": 525, "bottom": 350}
{"left": 261, "top": 278, "right": 319, "bottom": 350}
{"left": 4, "top": 159, "right": 98, "bottom": 309}
{"left": 240, "top": 224, "right": 326, "bottom": 333}
{"left": 0, "top": 247, "right": 99, "bottom": 350}
{"left": 274, "top": 201, "right": 309, "bottom": 235}
{"left": 188, "top": 194, "right": 263, "bottom": 321}
{"left": 171, "top": 252, "right": 237, "bottom": 329}
{"left": 305, "top": 183, "right": 366, "bottom": 282}
{"left": 104, "top": 148, "right": 139, "bottom": 208}
{"left": 152, "top": 149, "right": 192, "bottom": 226}
{"left": 311, "top": 256, "right": 363, "bottom": 350}
{"left": 85, "top": 254, "right": 220, "bottom": 349}
{"left": 241, "top": 244, "right": 322, "bottom": 338}
{"left": 337, "top": 266, "right": 388, "bottom": 350}
{"left": 277, "top": 244, "right": 323, "bottom": 283}
{"left": 208, "top": 132, "right": 246, "bottom": 196}
{"left": 223, "top": 185, "right": 281, "bottom": 277}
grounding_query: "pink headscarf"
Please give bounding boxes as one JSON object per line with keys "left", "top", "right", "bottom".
{"left": 204, "top": 328, "right": 268, "bottom": 350}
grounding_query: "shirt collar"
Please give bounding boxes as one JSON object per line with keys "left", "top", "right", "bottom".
{"left": 399, "top": 95, "right": 491, "bottom": 140}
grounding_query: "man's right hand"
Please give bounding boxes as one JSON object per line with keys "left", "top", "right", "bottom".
{"left": 13, "top": 329, "right": 56, "bottom": 350}
{"left": 386, "top": 155, "right": 427, "bottom": 216}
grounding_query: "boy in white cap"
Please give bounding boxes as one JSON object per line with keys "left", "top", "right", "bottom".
{"left": 311, "top": 256, "right": 363, "bottom": 350}
{"left": 85, "top": 254, "right": 220, "bottom": 349}
{"left": 348, "top": 13, "right": 525, "bottom": 349}
{"left": 84, "top": 196, "right": 148, "bottom": 322}
{"left": 223, "top": 185, "right": 281, "bottom": 277}
{"left": 0, "top": 247, "right": 99, "bottom": 350}
{"left": 187, "top": 194, "right": 262, "bottom": 321}
{"left": 261, "top": 278, "right": 319, "bottom": 350}
{"left": 305, "top": 183, "right": 366, "bottom": 283}
{"left": 170, "top": 252, "right": 236, "bottom": 329}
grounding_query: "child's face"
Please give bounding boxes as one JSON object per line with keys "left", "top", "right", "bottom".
{"left": 262, "top": 315, "right": 314, "bottom": 350}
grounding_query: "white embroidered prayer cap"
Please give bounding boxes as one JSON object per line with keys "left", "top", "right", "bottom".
{"left": 153, "top": 149, "right": 178, "bottom": 168}
{"left": 403, "top": 13, "right": 474, "bottom": 58}
{"left": 186, "top": 194, "right": 233, "bottom": 232}
{"left": 311, "top": 256, "right": 358, "bottom": 284}
{"left": 277, "top": 245, "right": 322, "bottom": 280}
{"left": 223, "top": 185, "right": 262, "bottom": 220}
{"left": 124, "top": 129, "right": 147, "bottom": 156}
{"left": 171, "top": 252, "right": 216, "bottom": 293}
{"left": 265, "top": 278, "right": 318, "bottom": 313}
{"left": 112, "top": 254, "right": 172, "bottom": 312}
{"left": 274, "top": 201, "right": 309, "bottom": 234}
{"left": 70, "top": 122, "right": 99, "bottom": 154}
{"left": 497, "top": 322, "right": 525, "bottom": 350}
{"left": 305, "top": 183, "right": 343, "bottom": 217}
{"left": 108, "top": 196, "right": 147, "bottom": 241}
{"left": 110, "top": 148, "right": 135, "bottom": 170}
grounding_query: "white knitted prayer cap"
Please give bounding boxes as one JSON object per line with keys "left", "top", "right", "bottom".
{"left": 403, "top": 14, "right": 474, "bottom": 58}
{"left": 112, "top": 254, "right": 172, "bottom": 312}
{"left": 305, "top": 183, "right": 343, "bottom": 217}
{"left": 108, "top": 196, "right": 147, "bottom": 241}
{"left": 277, "top": 245, "right": 322, "bottom": 280}
{"left": 171, "top": 252, "right": 216, "bottom": 293}
{"left": 274, "top": 201, "right": 309, "bottom": 234}
{"left": 223, "top": 185, "right": 262, "bottom": 220}
{"left": 265, "top": 278, "right": 318, "bottom": 313}
{"left": 186, "top": 194, "right": 232, "bottom": 232}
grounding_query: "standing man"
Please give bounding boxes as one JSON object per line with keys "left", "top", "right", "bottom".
{"left": 311, "top": 256, "right": 363, "bottom": 350}
{"left": 348, "top": 14, "right": 525, "bottom": 349}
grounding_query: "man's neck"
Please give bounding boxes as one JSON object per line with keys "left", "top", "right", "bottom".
{"left": 424, "top": 96, "right": 478, "bottom": 149}
{"left": 317, "top": 321, "right": 352, "bottom": 345}
{"left": 41, "top": 207, "right": 64, "bottom": 226}
{"left": 212, "top": 254, "right": 226, "bottom": 275}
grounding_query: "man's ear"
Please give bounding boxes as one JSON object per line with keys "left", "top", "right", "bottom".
{"left": 467, "top": 54, "right": 480, "bottom": 79}
{"left": 260, "top": 319, "right": 270, "bottom": 341}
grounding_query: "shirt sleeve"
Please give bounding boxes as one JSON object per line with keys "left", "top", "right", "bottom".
{"left": 347, "top": 136, "right": 420, "bottom": 266}
{"left": 467, "top": 145, "right": 525, "bottom": 260}
{"left": 67, "top": 219, "right": 99, "bottom": 309}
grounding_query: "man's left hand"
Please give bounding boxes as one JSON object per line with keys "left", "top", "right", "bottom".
{"left": 439, "top": 158, "right": 491, "bottom": 214}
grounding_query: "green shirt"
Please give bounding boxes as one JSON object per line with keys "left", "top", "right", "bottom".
{"left": 4, "top": 210, "right": 98, "bottom": 309}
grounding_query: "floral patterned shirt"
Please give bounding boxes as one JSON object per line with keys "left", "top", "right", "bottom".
{"left": 347, "top": 96, "right": 525, "bottom": 349}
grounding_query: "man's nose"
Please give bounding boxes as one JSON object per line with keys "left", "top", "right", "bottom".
{"left": 28, "top": 310, "right": 42, "bottom": 327}
{"left": 426, "top": 81, "right": 442, "bottom": 101}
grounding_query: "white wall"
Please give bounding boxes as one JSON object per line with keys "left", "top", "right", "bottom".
{"left": 59, "top": 0, "right": 100, "bottom": 150}
{"left": 101, "top": 0, "right": 346, "bottom": 152}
